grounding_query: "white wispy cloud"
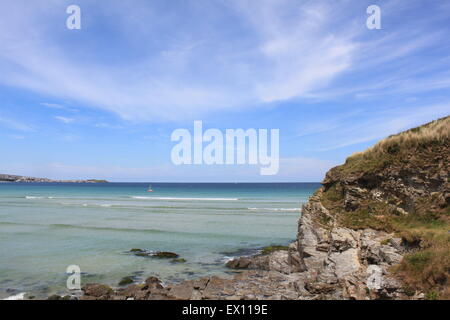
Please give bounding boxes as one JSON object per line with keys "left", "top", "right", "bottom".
{"left": 41, "top": 102, "right": 78, "bottom": 112}
{"left": 0, "top": 0, "right": 448, "bottom": 122}
{"left": 0, "top": 116, "right": 34, "bottom": 132}
{"left": 308, "top": 103, "right": 450, "bottom": 151}
{"left": 54, "top": 116, "right": 75, "bottom": 124}
{"left": 0, "top": 0, "right": 449, "bottom": 121}
{"left": 94, "top": 123, "right": 124, "bottom": 129}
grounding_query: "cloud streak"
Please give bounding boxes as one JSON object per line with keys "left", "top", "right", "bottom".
{"left": 54, "top": 116, "right": 75, "bottom": 124}
{"left": 307, "top": 103, "right": 450, "bottom": 151}
{"left": 0, "top": 115, "right": 34, "bottom": 132}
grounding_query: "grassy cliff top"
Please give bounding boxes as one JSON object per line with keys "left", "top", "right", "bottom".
{"left": 351, "top": 115, "right": 449, "bottom": 159}
{"left": 327, "top": 116, "right": 449, "bottom": 179}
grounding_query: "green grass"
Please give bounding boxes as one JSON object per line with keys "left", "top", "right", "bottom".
{"left": 261, "top": 245, "right": 289, "bottom": 255}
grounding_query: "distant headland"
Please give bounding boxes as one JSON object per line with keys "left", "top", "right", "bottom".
{"left": 0, "top": 174, "right": 108, "bottom": 183}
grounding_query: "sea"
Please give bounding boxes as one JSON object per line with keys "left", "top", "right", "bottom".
{"left": 0, "top": 182, "right": 320, "bottom": 299}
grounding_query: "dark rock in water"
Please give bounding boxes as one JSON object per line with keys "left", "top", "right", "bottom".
{"left": 128, "top": 249, "right": 179, "bottom": 259}
{"left": 118, "top": 276, "right": 134, "bottom": 286}
{"left": 171, "top": 258, "right": 186, "bottom": 263}
{"left": 134, "top": 252, "right": 150, "bottom": 257}
{"left": 82, "top": 284, "right": 113, "bottom": 298}
{"left": 226, "top": 257, "right": 252, "bottom": 269}
{"left": 129, "top": 248, "right": 151, "bottom": 257}
{"left": 153, "top": 251, "right": 179, "bottom": 259}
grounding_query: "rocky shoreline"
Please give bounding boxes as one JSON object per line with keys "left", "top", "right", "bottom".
{"left": 70, "top": 195, "right": 420, "bottom": 300}
{"left": 45, "top": 194, "right": 419, "bottom": 301}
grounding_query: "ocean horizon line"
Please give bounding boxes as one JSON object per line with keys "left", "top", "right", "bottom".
{"left": 4, "top": 180, "right": 322, "bottom": 184}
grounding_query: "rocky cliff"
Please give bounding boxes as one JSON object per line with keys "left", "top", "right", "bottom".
{"left": 227, "top": 116, "right": 449, "bottom": 300}
{"left": 294, "top": 116, "right": 449, "bottom": 299}
{"left": 76, "top": 117, "right": 448, "bottom": 301}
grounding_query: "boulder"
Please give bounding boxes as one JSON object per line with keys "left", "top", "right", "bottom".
{"left": 226, "top": 257, "right": 252, "bottom": 269}
{"left": 203, "top": 276, "right": 235, "bottom": 299}
{"left": 329, "top": 248, "right": 362, "bottom": 279}
{"left": 167, "top": 283, "right": 195, "bottom": 300}
{"left": 118, "top": 284, "right": 145, "bottom": 298}
{"left": 118, "top": 276, "right": 134, "bottom": 286}
{"left": 82, "top": 284, "right": 113, "bottom": 298}
{"left": 379, "top": 245, "right": 403, "bottom": 265}
{"left": 366, "top": 265, "right": 383, "bottom": 290}
{"left": 152, "top": 251, "right": 179, "bottom": 259}
{"left": 330, "top": 227, "right": 359, "bottom": 251}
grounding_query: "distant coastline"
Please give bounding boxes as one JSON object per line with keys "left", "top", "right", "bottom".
{"left": 0, "top": 174, "right": 108, "bottom": 183}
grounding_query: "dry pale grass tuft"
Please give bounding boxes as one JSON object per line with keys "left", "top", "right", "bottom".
{"left": 349, "top": 116, "right": 449, "bottom": 161}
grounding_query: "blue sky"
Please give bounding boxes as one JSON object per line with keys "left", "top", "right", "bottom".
{"left": 0, "top": 0, "right": 449, "bottom": 182}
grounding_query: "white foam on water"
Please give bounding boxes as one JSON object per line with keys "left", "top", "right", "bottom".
{"left": 25, "top": 196, "right": 57, "bottom": 200}
{"left": 221, "top": 256, "right": 236, "bottom": 263}
{"left": 247, "top": 207, "right": 299, "bottom": 212}
{"left": 3, "top": 292, "right": 26, "bottom": 300}
{"left": 131, "top": 196, "right": 239, "bottom": 201}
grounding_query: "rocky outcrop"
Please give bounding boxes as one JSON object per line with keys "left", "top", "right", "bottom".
{"left": 294, "top": 189, "right": 411, "bottom": 299}
{"left": 222, "top": 190, "right": 415, "bottom": 300}
{"left": 78, "top": 215, "right": 419, "bottom": 300}
{"left": 226, "top": 244, "right": 302, "bottom": 274}
{"left": 80, "top": 272, "right": 307, "bottom": 300}
{"left": 321, "top": 150, "right": 449, "bottom": 217}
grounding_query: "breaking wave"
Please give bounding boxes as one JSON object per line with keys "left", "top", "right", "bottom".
{"left": 247, "top": 207, "right": 299, "bottom": 212}
{"left": 131, "top": 196, "right": 239, "bottom": 201}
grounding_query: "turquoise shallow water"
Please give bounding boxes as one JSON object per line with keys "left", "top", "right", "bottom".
{"left": 0, "top": 182, "right": 319, "bottom": 298}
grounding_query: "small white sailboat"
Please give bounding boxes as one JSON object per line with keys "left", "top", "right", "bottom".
{"left": 147, "top": 184, "right": 153, "bottom": 192}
